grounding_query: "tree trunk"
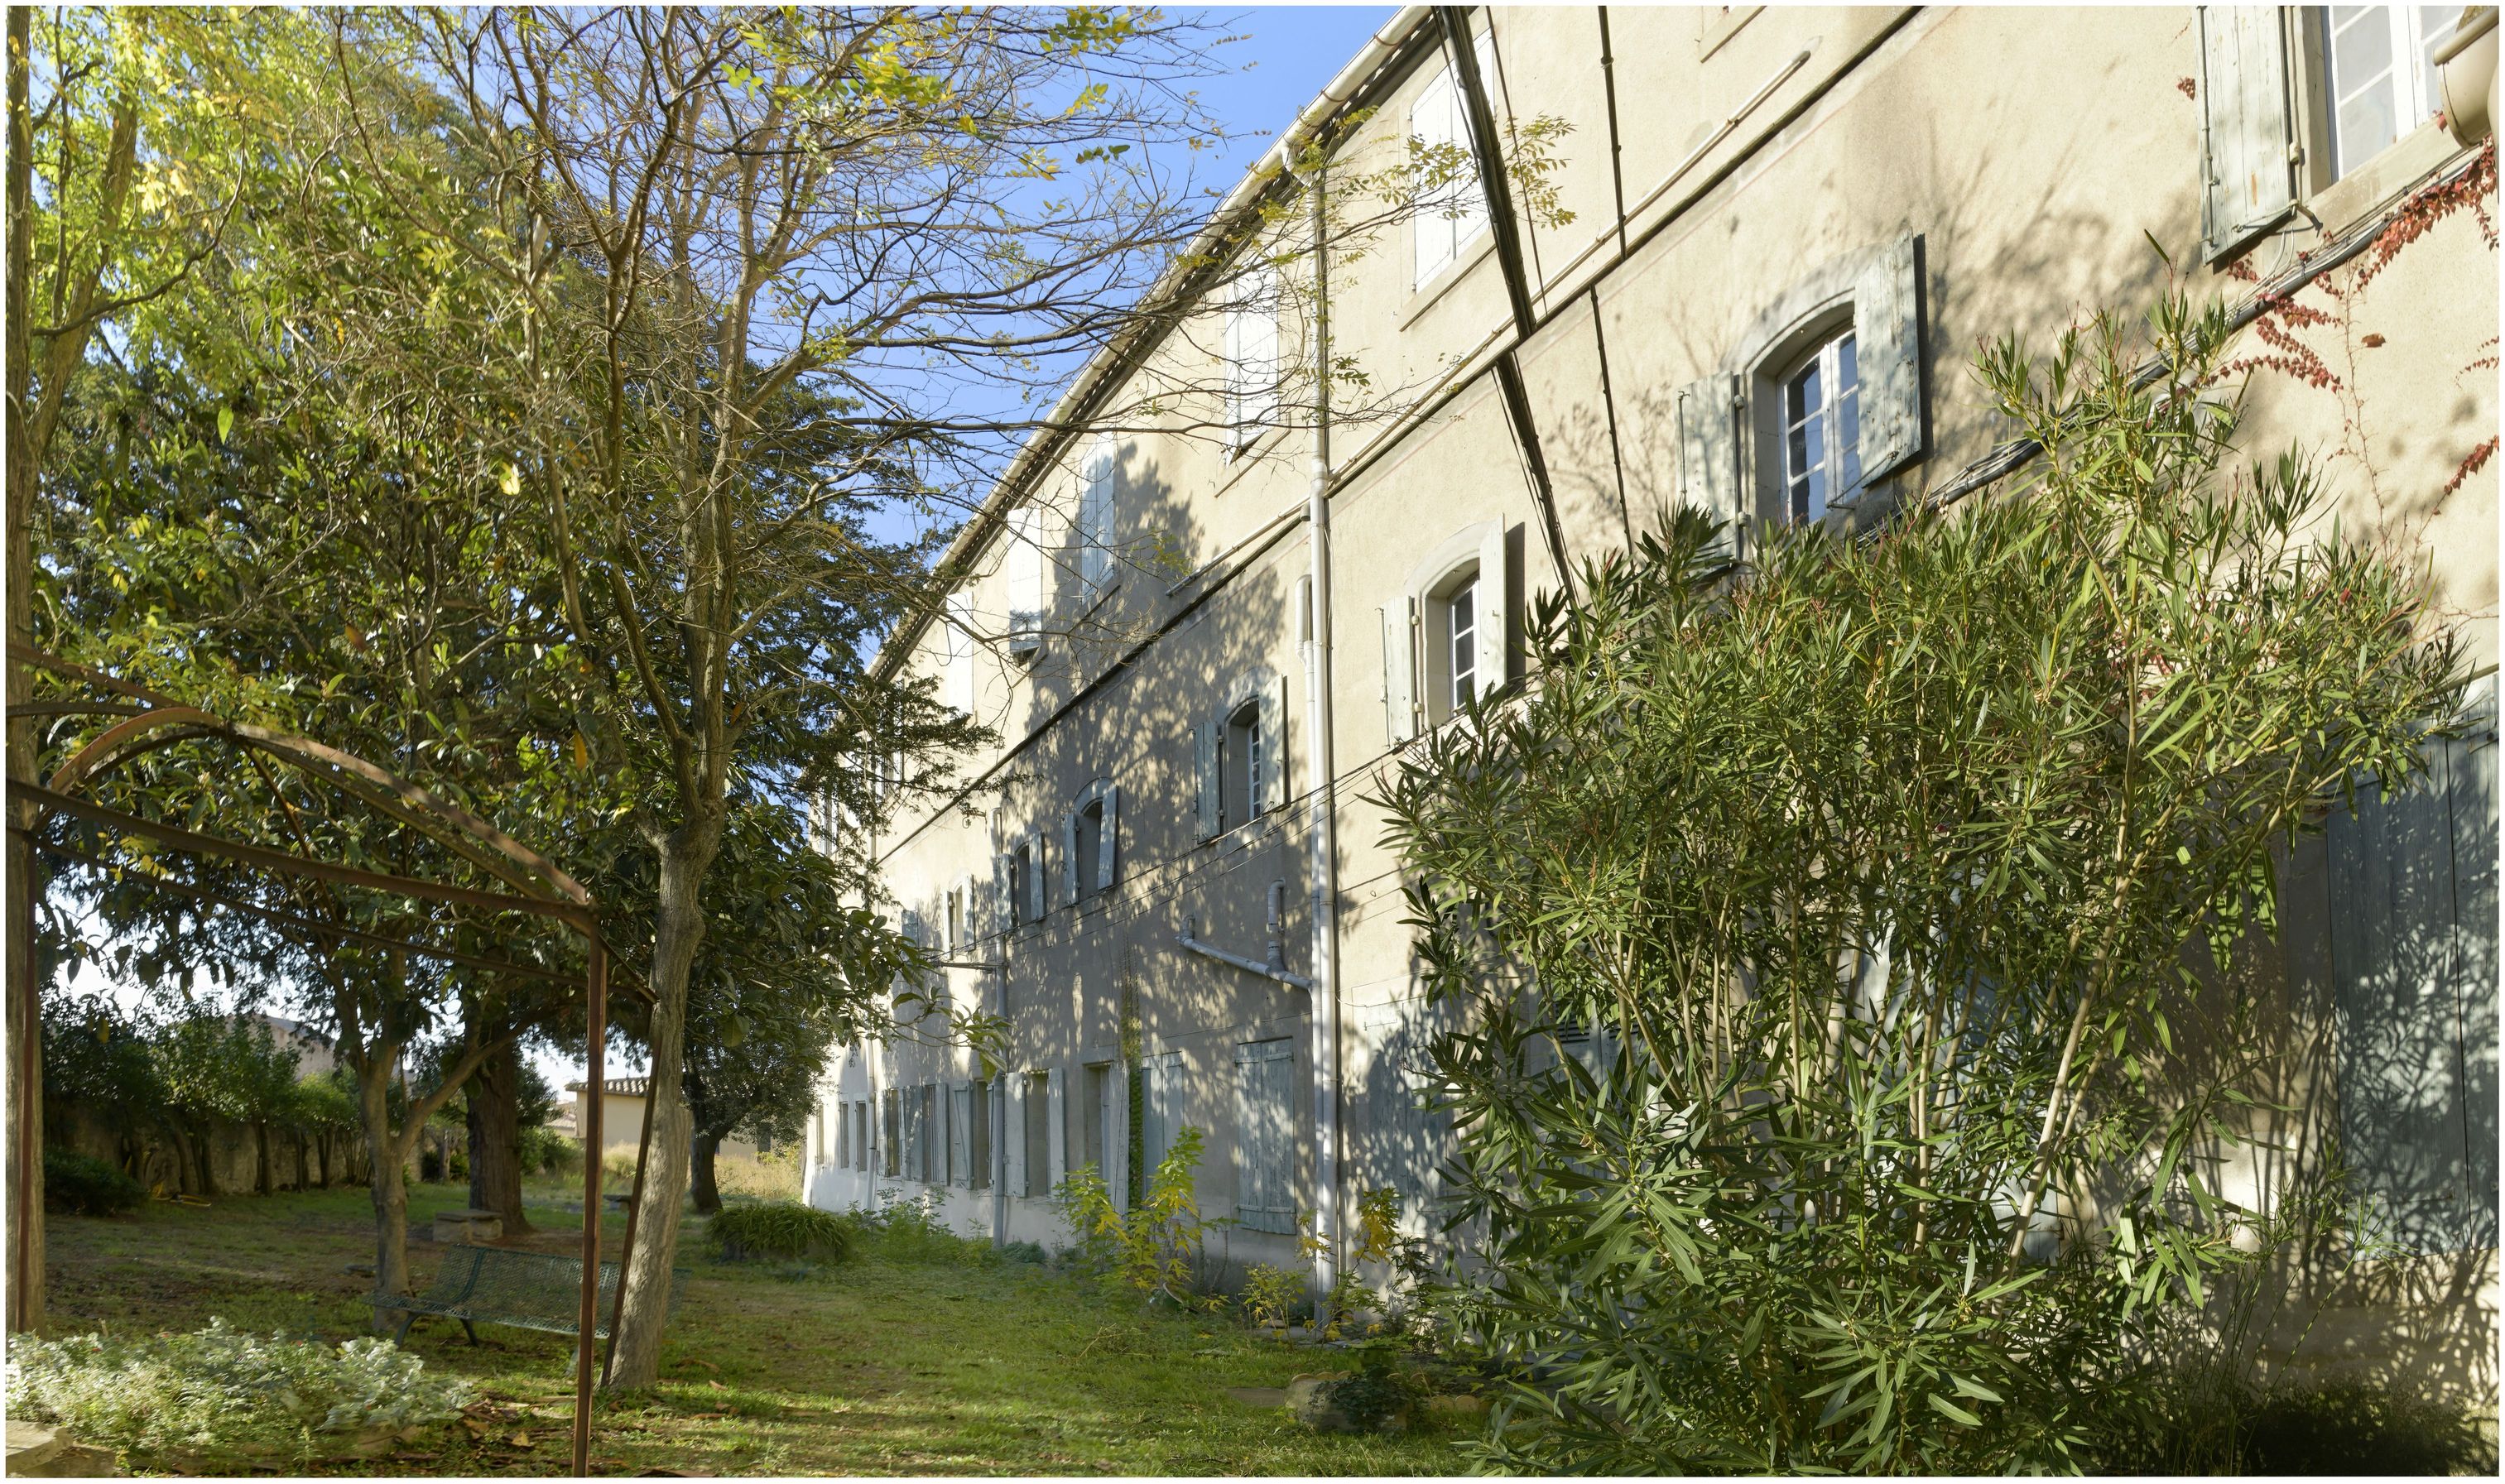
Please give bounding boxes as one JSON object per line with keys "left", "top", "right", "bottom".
{"left": 467, "top": 1042, "right": 528, "bottom": 1232}
{"left": 4, "top": 2, "right": 42, "bottom": 1340}
{"left": 354, "top": 1053, "right": 413, "bottom": 1311}
{"left": 194, "top": 1123, "right": 217, "bottom": 1198}
{"left": 604, "top": 833, "right": 718, "bottom": 1390}
{"left": 255, "top": 1121, "right": 272, "bottom": 1196}
{"left": 293, "top": 1129, "right": 309, "bottom": 1192}
{"left": 690, "top": 1129, "right": 722, "bottom": 1215}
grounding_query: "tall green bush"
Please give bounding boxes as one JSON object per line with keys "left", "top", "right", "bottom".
{"left": 1378, "top": 295, "right": 2464, "bottom": 1472}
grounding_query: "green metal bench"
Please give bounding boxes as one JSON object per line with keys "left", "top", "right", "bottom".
{"left": 371, "top": 1244, "right": 683, "bottom": 1345}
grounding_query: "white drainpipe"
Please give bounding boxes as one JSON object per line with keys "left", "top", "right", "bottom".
{"left": 1299, "top": 156, "right": 1344, "bottom": 1302}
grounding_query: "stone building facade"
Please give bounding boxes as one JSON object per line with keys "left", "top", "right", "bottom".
{"left": 804, "top": 3, "right": 2498, "bottom": 1397}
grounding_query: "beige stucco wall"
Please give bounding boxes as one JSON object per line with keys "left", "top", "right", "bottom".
{"left": 810, "top": 4, "right": 2498, "bottom": 1371}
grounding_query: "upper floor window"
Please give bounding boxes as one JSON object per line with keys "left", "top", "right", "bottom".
{"left": 1005, "top": 506, "right": 1044, "bottom": 657}
{"left": 1077, "top": 436, "right": 1118, "bottom": 595}
{"left": 1224, "top": 262, "right": 1281, "bottom": 449}
{"left": 943, "top": 589, "right": 975, "bottom": 715}
{"left": 1221, "top": 694, "right": 1267, "bottom": 830}
{"left": 1410, "top": 31, "right": 1495, "bottom": 289}
{"left": 1383, "top": 521, "right": 1509, "bottom": 744}
{"left": 1009, "top": 839, "right": 1035, "bottom": 924}
{"left": 1780, "top": 330, "right": 1862, "bottom": 526}
{"left": 1063, "top": 779, "right": 1119, "bottom": 903}
{"left": 1198, "top": 675, "right": 1285, "bottom": 838}
{"left": 1073, "top": 797, "right": 1105, "bottom": 900}
{"left": 2321, "top": 6, "right": 2458, "bottom": 180}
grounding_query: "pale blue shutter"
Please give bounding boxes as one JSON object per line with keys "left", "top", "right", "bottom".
{"left": 1677, "top": 373, "right": 1743, "bottom": 546}
{"left": 1854, "top": 233, "right": 1925, "bottom": 487}
{"left": 1195, "top": 723, "right": 1220, "bottom": 839}
{"left": 1476, "top": 522, "right": 1509, "bottom": 693}
{"left": 1047, "top": 1067, "right": 1069, "bottom": 1191}
{"left": 1382, "top": 603, "right": 1417, "bottom": 743}
{"left": 2329, "top": 679, "right": 2499, "bottom": 1251}
{"left": 950, "top": 1083, "right": 972, "bottom": 1186}
{"left": 1233, "top": 1040, "right": 1296, "bottom": 1233}
{"left": 2198, "top": 7, "right": 2296, "bottom": 262}
{"left": 1260, "top": 678, "right": 1288, "bottom": 814}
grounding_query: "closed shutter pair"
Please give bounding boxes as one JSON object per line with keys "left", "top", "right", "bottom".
{"left": 1002, "top": 1069, "right": 1069, "bottom": 1198}
{"left": 1233, "top": 1040, "right": 1296, "bottom": 1234}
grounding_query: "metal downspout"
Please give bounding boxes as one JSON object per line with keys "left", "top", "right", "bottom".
{"left": 1299, "top": 156, "right": 1345, "bottom": 1301}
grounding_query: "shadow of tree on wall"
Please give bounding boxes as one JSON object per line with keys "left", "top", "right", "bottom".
{"left": 2328, "top": 678, "right": 2498, "bottom": 1256}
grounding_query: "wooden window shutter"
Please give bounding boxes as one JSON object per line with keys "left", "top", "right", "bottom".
{"left": 1095, "top": 785, "right": 1119, "bottom": 891}
{"left": 993, "top": 852, "right": 1013, "bottom": 936}
{"left": 1025, "top": 829, "right": 1046, "bottom": 922}
{"left": 950, "top": 1083, "right": 972, "bottom": 1186}
{"left": 1003, "top": 1074, "right": 1027, "bottom": 1198}
{"left": 2197, "top": 7, "right": 2296, "bottom": 263}
{"left": 1853, "top": 233, "right": 1926, "bottom": 487}
{"left": 1475, "top": 523, "right": 1510, "bottom": 694}
{"left": 1382, "top": 602, "right": 1417, "bottom": 744}
{"left": 969, "top": 1078, "right": 993, "bottom": 1191}
{"left": 1060, "top": 809, "right": 1081, "bottom": 905}
{"left": 1260, "top": 676, "right": 1288, "bottom": 813}
{"left": 2326, "top": 676, "right": 2498, "bottom": 1251}
{"left": 1676, "top": 373, "right": 1743, "bottom": 545}
{"left": 1047, "top": 1067, "right": 1069, "bottom": 1192}
{"left": 1195, "top": 722, "right": 1221, "bottom": 840}
{"left": 1006, "top": 507, "right": 1044, "bottom": 653}
{"left": 1233, "top": 1040, "right": 1295, "bottom": 1234}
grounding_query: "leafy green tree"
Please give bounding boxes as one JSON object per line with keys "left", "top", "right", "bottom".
{"left": 338, "top": 5, "right": 1256, "bottom": 1386}
{"left": 1378, "top": 296, "right": 2465, "bottom": 1472}
{"left": 655, "top": 802, "right": 929, "bottom": 1213}
{"left": 6, "top": 2, "right": 333, "bottom": 1331}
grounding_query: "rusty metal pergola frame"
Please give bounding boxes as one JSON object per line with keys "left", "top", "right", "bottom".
{"left": 6, "top": 644, "right": 659, "bottom": 1475}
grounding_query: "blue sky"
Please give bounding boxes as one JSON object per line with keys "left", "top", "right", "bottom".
{"left": 860, "top": 7, "right": 1399, "bottom": 558}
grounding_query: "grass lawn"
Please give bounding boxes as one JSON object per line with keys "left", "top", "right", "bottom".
{"left": 39, "top": 1183, "right": 1474, "bottom": 1477}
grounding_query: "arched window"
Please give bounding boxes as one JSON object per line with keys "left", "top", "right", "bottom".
{"left": 1062, "top": 778, "right": 1119, "bottom": 904}
{"left": 1382, "top": 521, "right": 1508, "bottom": 742}
{"left": 1196, "top": 670, "right": 1286, "bottom": 840}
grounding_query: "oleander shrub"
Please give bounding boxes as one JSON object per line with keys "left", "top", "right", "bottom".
{"left": 706, "top": 1200, "right": 857, "bottom": 1264}
{"left": 42, "top": 1149, "right": 143, "bottom": 1217}
{"left": 1381, "top": 294, "right": 2467, "bottom": 1472}
{"left": 4, "top": 1318, "right": 471, "bottom": 1462}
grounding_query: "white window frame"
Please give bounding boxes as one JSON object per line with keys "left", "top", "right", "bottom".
{"left": 1445, "top": 571, "right": 1479, "bottom": 713}
{"left": 1410, "top": 30, "right": 1496, "bottom": 290}
{"left": 1221, "top": 694, "right": 1263, "bottom": 831}
{"left": 2319, "top": 5, "right": 2456, "bottom": 181}
{"left": 1423, "top": 562, "right": 1483, "bottom": 726}
{"left": 1077, "top": 435, "right": 1118, "bottom": 596}
{"left": 1777, "top": 329, "right": 1863, "bottom": 527}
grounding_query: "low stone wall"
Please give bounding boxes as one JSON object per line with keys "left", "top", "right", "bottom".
{"left": 46, "top": 1100, "right": 368, "bottom": 1198}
